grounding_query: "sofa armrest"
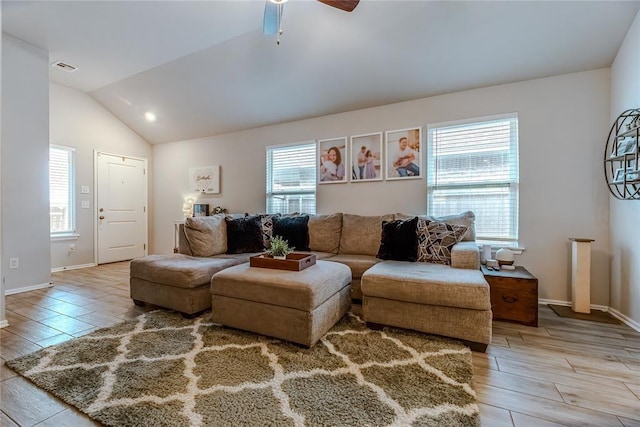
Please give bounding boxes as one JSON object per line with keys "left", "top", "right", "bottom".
{"left": 451, "top": 241, "right": 479, "bottom": 270}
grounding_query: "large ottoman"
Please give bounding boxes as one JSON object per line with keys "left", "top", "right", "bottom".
{"left": 210, "top": 260, "right": 352, "bottom": 347}
{"left": 361, "top": 261, "right": 492, "bottom": 352}
{"left": 130, "top": 254, "right": 247, "bottom": 316}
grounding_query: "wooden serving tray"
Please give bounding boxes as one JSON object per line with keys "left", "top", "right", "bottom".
{"left": 249, "top": 253, "right": 316, "bottom": 271}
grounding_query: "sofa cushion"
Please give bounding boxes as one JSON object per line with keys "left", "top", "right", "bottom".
{"left": 297, "top": 250, "right": 336, "bottom": 260}
{"left": 324, "top": 254, "right": 381, "bottom": 279}
{"left": 361, "top": 261, "right": 490, "bottom": 310}
{"left": 183, "top": 214, "right": 227, "bottom": 257}
{"left": 395, "top": 211, "right": 476, "bottom": 241}
{"left": 130, "top": 254, "right": 241, "bottom": 289}
{"left": 377, "top": 217, "right": 419, "bottom": 262}
{"left": 417, "top": 219, "right": 468, "bottom": 265}
{"left": 225, "top": 215, "right": 265, "bottom": 254}
{"left": 339, "top": 213, "right": 393, "bottom": 256}
{"left": 308, "top": 213, "right": 342, "bottom": 254}
{"left": 272, "top": 215, "right": 310, "bottom": 251}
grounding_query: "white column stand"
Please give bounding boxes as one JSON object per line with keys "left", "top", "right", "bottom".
{"left": 569, "top": 238, "right": 594, "bottom": 314}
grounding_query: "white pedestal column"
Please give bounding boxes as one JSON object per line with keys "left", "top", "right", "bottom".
{"left": 569, "top": 238, "right": 594, "bottom": 314}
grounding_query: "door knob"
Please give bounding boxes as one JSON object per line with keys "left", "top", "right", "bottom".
{"left": 99, "top": 216, "right": 105, "bottom": 220}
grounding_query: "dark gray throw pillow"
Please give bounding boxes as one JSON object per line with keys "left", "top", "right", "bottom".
{"left": 225, "top": 215, "right": 264, "bottom": 254}
{"left": 376, "top": 217, "right": 419, "bottom": 262}
{"left": 272, "top": 215, "right": 310, "bottom": 252}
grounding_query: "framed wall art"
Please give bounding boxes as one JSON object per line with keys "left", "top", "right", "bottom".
{"left": 350, "top": 132, "right": 383, "bottom": 182}
{"left": 193, "top": 203, "right": 209, "bottom": 217}
{"left": 190, "top": 165, "right": 220, "bottom": 194}
{"left": 385, "top": 127, "right": 422, "bottom": 180}
{"left": 318, "top": 137, "right": 348, "bottom": 184}
{"left": 611, "top": 137, "right": 636, "bottom": 158}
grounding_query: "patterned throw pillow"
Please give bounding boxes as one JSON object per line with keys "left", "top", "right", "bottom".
{"left": 260, "top": 214, "right": 280, "bottom": 250}
{"left": 417, "top": 219, "right": 468, "bottom": 264}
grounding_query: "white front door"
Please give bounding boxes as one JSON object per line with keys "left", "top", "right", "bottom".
{"left": 96, "top": 152, "right": 147, "bottom": 264}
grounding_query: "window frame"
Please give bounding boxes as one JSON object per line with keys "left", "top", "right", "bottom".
{"left": 265, "top": 141, "right": 317, "bottom": 215}
{"left": 426, "top": 113, "right": 519, "bottom": 246}
{"left": 49, "top": 144, "right": 78, "bottom": 240}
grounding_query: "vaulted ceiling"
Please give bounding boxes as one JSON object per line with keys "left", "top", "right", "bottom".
{"left": 3, "top": 1, "right": 639, "bottom": 144}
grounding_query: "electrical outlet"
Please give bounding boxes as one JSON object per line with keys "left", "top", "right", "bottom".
{"left": 81, "top": 185, "right": 90, "bottom": 194}
{"left": 9, "top": 257, "right": 19, "bottom": 269}
{"left": 81, "top": 200, "right": 90, "bottom": 209}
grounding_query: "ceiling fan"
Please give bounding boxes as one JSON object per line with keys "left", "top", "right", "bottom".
{"left": 263, "top": 0, "right": 360, "bottom": 44}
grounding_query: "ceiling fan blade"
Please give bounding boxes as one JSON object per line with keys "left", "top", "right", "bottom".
{"left": 263, "top": 1, "right": 280, "bottom": 35}
{"left": 317, "top": 0, "right": 359, "bottom": 12}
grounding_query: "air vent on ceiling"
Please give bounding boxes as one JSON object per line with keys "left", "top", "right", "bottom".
{"left": 51, "top": 61, "right": 78, "bottom": 73}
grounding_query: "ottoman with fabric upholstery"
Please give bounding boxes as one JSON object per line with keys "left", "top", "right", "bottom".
{"left": 210, "top": 260, "right": 352, "bottom": 347}
{"left": 361, "top": 261, "right": 492, "bottom": 352}
{"left": 130, "top": 253, "right": 252, "bottom": 316}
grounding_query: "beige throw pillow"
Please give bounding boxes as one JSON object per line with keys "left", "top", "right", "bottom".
{"left": 339, "top": 213, "right": 393, "bottom": 256}
{"left": 184, "top": 214, "right": 227, "bottom": 257}
{"left": 308, "top": 213, "right": 342, "bottom": 254}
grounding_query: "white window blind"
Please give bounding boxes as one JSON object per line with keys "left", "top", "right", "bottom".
{"left": 266, "top": 142, "right": 316, "bottom": 214}
{"left": 49, "top": 145, "right": 76, "bottom": 235}
{"left": 427, "top": 114, "right": 519, "bottom": 245}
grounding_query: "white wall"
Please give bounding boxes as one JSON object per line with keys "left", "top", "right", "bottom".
{"left": 153, "top": 69, "right": 611, "bottom": 306}
{"left": 0, "top": 10, "right": 5, "bottom": 327}
{"left": 1, "top": 34, "right": 51, "bottom": 293}
{"left": 610, "top": 10, "right": 640, "bottom": 327}
{"left": 49, "top": 83, "right": 153, "bottom": 270}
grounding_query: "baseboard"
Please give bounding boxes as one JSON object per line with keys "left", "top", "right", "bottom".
{"left": 538, "top": 298, "right": 571, "bottom": 307}
{"left": 0, "top": 319, "right": 9, "bottom": 329}
{"left": 5, "top": 282, "right": 54, "bottom": 295}
{"left": 538, "top": 298, "right": 608, "bottom": 312}
{"left": 51, "top": 263, "right": 97, "bottom": 273}
{"left": 538, "top": 298, "right": 640, "bottom": 333}
{"left": 608, "top": 307, "right": 640, "bottom": 333}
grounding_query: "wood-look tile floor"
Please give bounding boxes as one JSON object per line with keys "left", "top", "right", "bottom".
{"left": 1, "top": 261, "right": 639, "bottom": 426}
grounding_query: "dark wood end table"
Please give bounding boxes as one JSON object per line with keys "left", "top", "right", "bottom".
{"left": 481, "top": 265, "right": 538, "bottom": 327}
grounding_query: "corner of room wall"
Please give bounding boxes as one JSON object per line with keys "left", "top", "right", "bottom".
{"left": 0, "top": 12, "right": 7, "bottom": 327}
{"left": 2, "top": 34, "right": 51, "bottom": 294}
{"left": 609, "top": 9, "right": 640, "bottom": 327}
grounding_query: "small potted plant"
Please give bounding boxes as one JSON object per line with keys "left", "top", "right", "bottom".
{"left": 270, "top": 236, "right": 293, "bottom": 260}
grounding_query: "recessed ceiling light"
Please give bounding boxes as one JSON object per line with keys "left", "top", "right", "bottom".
{"left": 144, "top": 112, "right": 157, "bottom": 122}
{"left": 268, "top": 0, "right": 288, "bottom": 4}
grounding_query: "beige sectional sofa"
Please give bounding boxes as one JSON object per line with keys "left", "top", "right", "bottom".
{"left": 130, "top": 211, "right": 492, "bottom": 351}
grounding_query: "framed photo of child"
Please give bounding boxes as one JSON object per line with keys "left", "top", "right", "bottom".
{"left": 318, "top": 137, "right": 348, "bottom": 184}
{"left": 350, "top": 132, "right": 383, "bottom": 182}
{"left": 385, "top": 127, "right": 422, "bottom": 180}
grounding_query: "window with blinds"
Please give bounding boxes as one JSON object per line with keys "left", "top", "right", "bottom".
{"left": 50, "top": 145, "right": 76, "bottom": 235}
{"left": 427, "top": 114, "right": 519, "bottom": 245}
{"left": 266, "top": 142, "right": 316, "bottom": 214}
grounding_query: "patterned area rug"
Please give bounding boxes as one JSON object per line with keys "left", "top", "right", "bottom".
{"left": 7, "top": 310, "right": 480, "bottom": 426}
